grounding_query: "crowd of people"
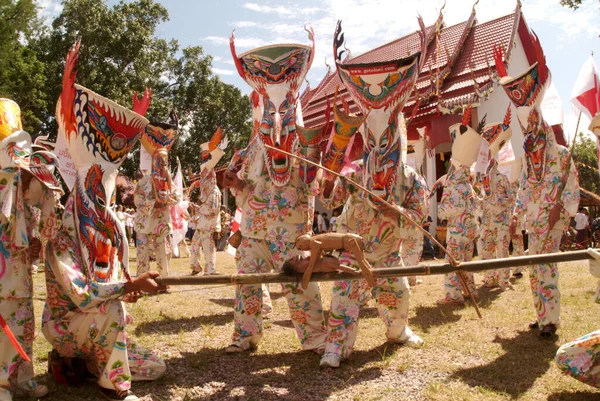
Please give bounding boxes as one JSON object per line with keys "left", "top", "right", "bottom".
{"left": 2, "top": 13, "right": 600, "bottom": 401}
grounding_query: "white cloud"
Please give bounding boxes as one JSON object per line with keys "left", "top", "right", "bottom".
{"left": 213, "top": 68, "right": 235, "bottom": 76}
{"left": 223, "top": 60, "right": 236, "bottom": 65}
{"left": 243, "top": 2, "right": 320, "bottom": 16}
{"left": 231, "top": 21, "right": 260, "bottom": 28}
{"left": 38, "top": 0, "right": 62, "bottom": 23}
{"left": 206, "top": 35, "right": 266, "bottom": 49}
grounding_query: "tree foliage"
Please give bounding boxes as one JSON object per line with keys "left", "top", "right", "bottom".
{"left": 0, "top": 0, "right": 48, "bottom": 133}
{"left": 572, "top": 133, "right": 599, "bottom": 194}
{"left": 560, "top": 0, "right": 600, "bottom": 9}
{"left": 1, "top": 0, "right": 251, "bottom": 179}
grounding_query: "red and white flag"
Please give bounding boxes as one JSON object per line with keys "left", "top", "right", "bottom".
{"left": 571, "top": 56, "right": 600, "bottom": 120}
{"left": 571, "top": 56, "right": 600, "bottom": 175}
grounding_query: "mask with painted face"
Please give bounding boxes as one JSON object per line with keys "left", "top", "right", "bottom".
{"left": 481, "top": 105, "right": 512, "bottom": 160}
{"left": 494, "top": 31, "right": 555, "bottom": 184}
{"left": 230, "top": 27, "right": 315, "bottom": 186}
{"left": 57, "top": 41, "right": 148, "bottom": 283}
{"left": 333, "top": 21, "right": 421, "bottom": 206}
{"left": 141, "top": 119, "right": 178, "bottom": 203}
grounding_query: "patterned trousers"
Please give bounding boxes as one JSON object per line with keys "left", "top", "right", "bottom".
{"left": 191, "top": 230, "right": 217, "bottom": 274}
{"left": 324, "top": 253, "right": 413, "bottom": 359}
{"left": 556, "top": 329, "right": 600, "bottom": 388}
{"left": 231, "top": 237, "right": 326, "bottom": 351}
{"left": 0, "top": 299, "right": 38, "bottom": 397}
{"left": 511, "top": 234, "right": 525, "bottom": 274}
{"left": 136, "top": 233, "right": 169, "bottom": 276}
{"left": 527, "top": 229, "right": 562, "bottom": 327}
{"left": 479, "top": 226, "right": 511, "bottom": 289}
{"left": 42, "top": 301, "right": 165, "bottom": 391}
{"left": 442, "top": 232, "right": 476, "bottom": 302}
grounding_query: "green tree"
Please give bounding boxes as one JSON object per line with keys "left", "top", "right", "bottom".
{"left": 33, "top": 0, "right": 251, "bottom": 179}
{"left": 0, "top": 0, "right": 48, "bottom": 133}
{"left": 573, "top": 132, "right": 599, "bottom": 194}
{"left": 560, "top": 0, "right": 600, "bottom": 9}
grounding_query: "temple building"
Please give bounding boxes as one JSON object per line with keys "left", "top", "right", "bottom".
{"left": 301, "top": 3, "right": 565, "bottom": 227}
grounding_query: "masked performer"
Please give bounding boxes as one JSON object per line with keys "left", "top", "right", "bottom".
{"left": 0, "top": 99, "right": 62, "bottom": 401}
{"left": 435, "top": 107, "right": 482, "bottom": 305}
{"left": 42, "top": 43, "right": 167, "bottom": 401}
{"left": 318, "top": 21, "right": 429, "bottom": 368}
{"left": 225, "top": 93, "right": 273, "bottom": 316}
{"left": 189, "top": 129, "right": 226, "bottom": 275}
{"left": 508, "top": 158, "right": 526, "bottom": 278}
{"left": 554, "top": 113, "right": 600, "bottom": 386}
{"left": 134, "top": 114, "right": 179, "bottom": 276}
{"left": 476, "top": 108, "right": 514, "bottom": 289}
{"left": 225, "top": 29, "right": 327, "bottom": 353}
{"left": 497, "top": 33, "right": 580, "bottom": 338}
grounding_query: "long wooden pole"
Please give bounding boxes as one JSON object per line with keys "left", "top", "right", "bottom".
{"left": 157, "top": 248, "right": 600, "bottom": 286}
{"left": 263, "top": 144, "right": 458, "bottom": 266}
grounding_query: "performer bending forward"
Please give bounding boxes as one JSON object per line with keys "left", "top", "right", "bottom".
{"left": 318, "top": 21, "right": 428, "bottom": 368}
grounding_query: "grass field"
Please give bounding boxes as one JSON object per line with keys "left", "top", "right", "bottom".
{"left": 28, "top": 248, "right": 600, "bottom": 401}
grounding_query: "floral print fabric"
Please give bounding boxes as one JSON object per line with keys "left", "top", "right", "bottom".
{"left": 438, "top": 161, "right": 479, "bottom": 302}
{"left": 190, "top": 231, "right": 217, "bottom": 274}
{"left": 43, "top": 197, "right": 165, "bottom": 392}
{"left": 320, "top": 164, "right": 428, "bottom": 359}
{"left": 232, "top": 237, "right": 326, "bottom": 351}
{"left": 556, "top": 330, "right": 600, "bottom": 388}
{"left": 0, "top": 171, "right": 58, "bottom": 397}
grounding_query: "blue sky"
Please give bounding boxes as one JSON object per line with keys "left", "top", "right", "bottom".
{"left": 40, "top": 0, "right": 600, "bottom": 137}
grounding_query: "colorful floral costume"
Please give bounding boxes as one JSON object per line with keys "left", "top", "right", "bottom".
{"left": 0, "top": 99, "right": 62, "bottom": 401}
{"left": 42, "top": 45, "right": 165, "bottom": 395}
{"left": 477, "top": 108, "right": 514, "bottom": 289}
{"left": 228, "top": 29, "right": 327, "bottom": 351}
{"left": 555, "top": 112, "right": 600, "bottom": 386}
{"left": 437, "top": 110, "right": 481, "bottom": 303}
{"left": 495, "top": 34, "right": 579, "bottom": 331}
{"left": 317, "top": 21, "right": 429, "bottom": 366}
{"left": 135, "top": 119, "right": 179, "bottom": 276}
{"left": 190, "top": 169, "right": 221, "bottom": 274}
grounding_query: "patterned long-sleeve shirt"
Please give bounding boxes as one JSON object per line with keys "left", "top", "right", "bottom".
{"left": 134, "top": 175, "right": 175, "bottom": 237}
{"left": 514, "top": 138, "right": 579, "bottom": 236}
{"left": 43, "top": 197, "right": 127, "bottom": 327}
{"left": 233, "top": 141, "right": 319, "bottom": 243}
{"left": 321, "top": 164, "right": 429, "bottom": 262}
{"left": 197, "top": 186, "right": 221, "bottom": 232}
{"left": 438, "top": 161, "right": 479, "bottom": 241}
{"left": 480, "top": 164, "right": 513, "bottom": 228}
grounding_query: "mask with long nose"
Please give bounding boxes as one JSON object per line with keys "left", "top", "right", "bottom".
{"left": 57, "top": 41, "right": 148, "bottom": 281}
{"left": 230, "top": 27, "right": 315, "bottom": 186}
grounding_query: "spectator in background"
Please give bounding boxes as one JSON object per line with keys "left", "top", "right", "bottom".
{"left": 575, "top": 207, "right": 590, "bottom": 246}
{"left": 125, "top": 207, "right": 135, "bottom": 244}
{"left": 330, "top": 210, "right": 339, "bottom": 232}
{"left": 317, "top": 212, "right": 326, "bottom": 233}
{"left": 313, "top": 212, "right": 320, "bottom": 234}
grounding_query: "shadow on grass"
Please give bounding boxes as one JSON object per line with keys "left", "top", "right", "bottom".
{"left": 451, "top": 330, "right": 559, "bottom": 398}
{"left": 137, "top": 344, "right": 395, "bottom": 400}
{"left": 411, "top": 305, "right": 463, "bottom": 332}
{"left": 135, "top": 313, "right": 233, "bottom": 335}
{"left": 547, "top": 391, "right": 600, "bottom": 401}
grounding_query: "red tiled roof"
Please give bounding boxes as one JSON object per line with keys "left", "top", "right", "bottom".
{"left": 302, "top": 8, "right": 524, "bottom": 136}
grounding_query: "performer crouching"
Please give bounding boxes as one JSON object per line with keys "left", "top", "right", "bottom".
{"left": 42, "top": 43, "right": 166, "bottom": 401}
{"left": 0, "top": 99, "right": 63, "bottom": 401}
